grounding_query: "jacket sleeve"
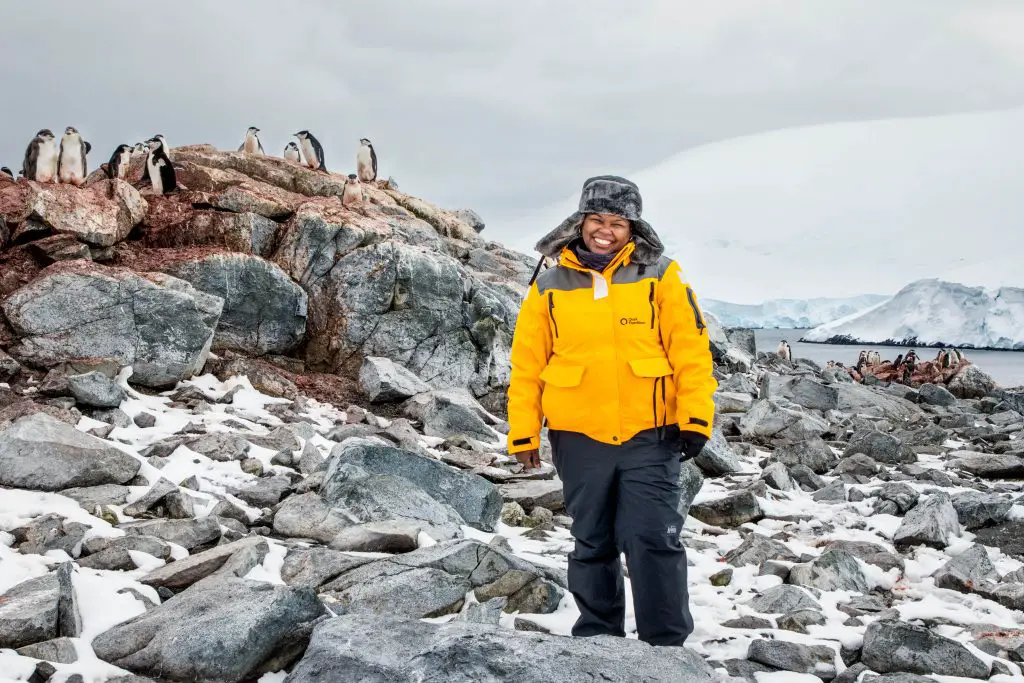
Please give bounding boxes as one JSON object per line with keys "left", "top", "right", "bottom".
{"left": 506, "top": 281, "right": 553, "bottom": 454}
{"left": 657, "top": 260, "right": 717, "bottom": 439}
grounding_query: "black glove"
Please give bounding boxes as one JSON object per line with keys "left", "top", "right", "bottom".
{"left": 679, "top": 431, "right": 709, "bottom": 462}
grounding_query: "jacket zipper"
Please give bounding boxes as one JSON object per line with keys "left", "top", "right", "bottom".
{"left": 548, "top": 291, "right": 559, "bottom": 338}
{"left": 648, "top": 282, "right": 656, "bottom": 330}
{"left": 685, "top": 286, "right": 706, "bottom": 335}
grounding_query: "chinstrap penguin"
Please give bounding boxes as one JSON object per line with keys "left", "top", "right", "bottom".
{"left": 106, "top": 144, "right": 132, "bottom": 180}
{"left": 139, "top": 135, "right": 170, "bottom": 184}
{"left": 342, "top": 173, "right": 363, "bottom": 208}
{"left": 0, "top": 167, "right": 13, "bottom": 180}
{"left": 776, "top": 340, "right": 792, "bottom": 361}
{"left": 239, "top": 127, "right": 264, "bottom": 155}
{"left": 356, "top": 137, "right": 377, "bottom": 182}
{"left": 58, "top": 127, "right": 90, "bottom": 185}
{"left": 283, "top": 142, "right": 301, "bottom": 165}
{"left": 294, "top": 130, "right": 326, "bottom": 171}
{"left": 22, "top": 129, "right": 60, "bottom": 183}
{"left": 145, "top": 138, "right": 176, "bottom": 194}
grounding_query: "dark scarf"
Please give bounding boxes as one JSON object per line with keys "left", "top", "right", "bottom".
{"left": 571, "top": 237, "right": 624, "bottom": 272}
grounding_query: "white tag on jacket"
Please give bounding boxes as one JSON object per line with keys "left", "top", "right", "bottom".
{"left": 592, "top": 272, "right": 609, "bottom": 300}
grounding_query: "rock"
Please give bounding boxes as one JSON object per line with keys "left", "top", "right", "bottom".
{"left": 452, "top": 208, "right": 485, "bottom": 232}
{"left": 317, "top": 463, "right": 466, "bottom": 541}
{"left": 689, "top": 489, "right": 763, "bottom": 528}
{"left": 500, "top": 502, "right": 526, "bottom": 526}
{"left": 215, "top": 357, "right": 298, "bottom": 399}
{"left": 328, "top": 439, "right": 502, "bottom": 531}
{"left": 319, "top": 538, "right": 563, "bottom": 619}
{"left": 0, "top": 348, "right": 23, "bottom": 382}
{"left": 120, "top": 517, "right": 222, "bottom": 552}
{"left": 288, "top": 612, "right": 714, "bottom": 682}
{"left": 24, "top": 179, "right": 147, "bottom": 247}
{"left": 231, "top": 475, "right": 292, "bottom": 508}
{"left": 832, "top": 453, "right": 883, "bottom": 480}
{"left": 165, "top": 253, "right": 307, "bottom": 355}
{"left": 738, "top": 398, "right": 828, "bottom": 445}
{"left": 55, "top": 563, "right": 80, "bottom": 638}
{"left": 709, "top": 568, "right": 733, "bottom": 586}
{"left": 694, "top": 428, "right": 743, "bottom": 475}
{"left": 92, "top": 576, "right": 324, "bottom": 683}
{"left": 359, "top": 356, "right": 432, "bottom": 403}
{"left": 27, "top": 233, "right": 92, "bottom": 264}
{"left": 933, "top": 544, "right": 999, "bottom": 594}
{"left": 813, "top": 480, "right": 847, "bottom": 503}
{"left": 770, "top": 437, "right": 838, "bottom": 475}
{"left": 678, "top": 460, "right": 704, "bottom": 517}
{"left": 58, "top": 484, "right": 131, "bottom": 509}
{"left": 788, "top": 464, "right": 826, "bottom": 491}
{"left": 893, "top": 492, "right": 961, "bottom": 550}
{"left": 745, "top": 585, "right": 822, "bottom": 614}
{"left": 721, "top": 616, "right": 773, "bottom": 630}
{"left": 497, "top": 480, "right": 564, "bottom": 513}
{"left": 951, "top": 491, "right": 1013, "bottom": 530}
{"left": 15, "top": 636, "right": 79, "bottom": 664}
{"left": 948, "top": 452, "right": 1024, "bottom": 479}
{"left": 188, "top": 432, "right": 251, "bottom": 462}
{"left": 402, "top": 389, "right": 499, "bottom": 442}
{"left": 973, "top": 521, "right": 1024, "bottom": 559}
{"left": 2, "top": 263, "right": 223, "bottom": 388}
{"left": 329, "top": 520, "right": 421, "bottom": 553}
{"left": 760, "top": 462, "right": 797, "bottom": 491}
{"left": 0, "top": 574, "right": 58, "bottom": 649}
{"left": 763, "top": 374, "right": 839, "bottom": 411}
{"left": 787, "top": 547, "right": 870, "bottom": 593}
{"left": 861, "top": 619, "right": 989, "bottom": 679}
{"left": 845, "top": 430, "right": 914, "bottom": 465}
{"left": 948, "top": 365, "right": 997, "bottom": 400}
{"left": 875, "top": 482, "right": 920, "bottom": 515}
{"left": 0, "top": 413, "right": 140, "bottom": 490}
{"left": 824, "top": 540, "right": 904, "bottom": 573}
{"left": 747, "top": 639, "right": 836, "bottom": 678}
{"left": 123, "top": 477, "right": 179, "bottom": 517}
{"left": 777, "top": 609, "right": 828, "bottom": 634}
{"left": 65, "top": 371, "right": 126, "bottom": 408}
{"left": 280, "top": 547, "right": 372, "bottom": 589}
{"left": 918, "top": 383, "right": 957, "bottom": 406}
{"left": 141, "top": 537, "right": 269, "bottom": 590}
{"left": 725, "top": 533, "right": 799, "bottom": 567}
{"left": 715, "top": 391, "right": 753, "bottom": 414}
{"left": 11, "top": 514, "right": 89, "bottom": 556}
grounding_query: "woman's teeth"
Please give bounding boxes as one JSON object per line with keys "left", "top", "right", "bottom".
{"left": 594, "top": 238, "right": 611, "bottom": 247}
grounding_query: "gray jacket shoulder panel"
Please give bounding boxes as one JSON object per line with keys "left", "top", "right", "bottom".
{"left": 535, "top": 265, "right": 592, "bottom": 294}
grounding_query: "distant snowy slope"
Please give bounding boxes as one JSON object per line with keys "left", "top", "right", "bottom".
{"left": 499, "top": 108, "right": 1024, "bottom": 303}
{"left": 703, "top": 294, "right": 890, "bottom": 329}
{"left": 801, "top": 279, "right": 1024, "bottom": 349}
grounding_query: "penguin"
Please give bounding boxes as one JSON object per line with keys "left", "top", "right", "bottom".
{"left": 22, "top": 129, "right": 60, "bottom": 183}
{"left": 936, "top": 349, "right": 949, "bottom": 369}
{"left": 145, "top": 138, "right": 176, "bottom": 195}
{"left": 893, "top": 353, "right": 904, "bottom": 371}
{"left": 131, "top": 142, "right": 146, "bottom": 160}
{"left": 283, "top": 142, "right": 301, "bottom": 165}
{"left": 238, "top": 127, "right": 264, "bottom": 155}
{"left": 294, "top": 130, "right": 326, "bottom": 171}
{"left": 776, "top": 340, "right": 791, "bottom": 361}
{"left": 105, "top": 144, "right": 132, "bottom": 181}
{"left": 57, "top": 127, "right": 88, "bottom": 186}
{"left": 356, "top": 137, "right": 377, "bottom": 182}
{"left": 0, "top": 167, "right": 13, "bottom": 180}
{"left": 139, "top": 135, "right": 170, "bottom": 184}
{"left": 342, "top": 173, "right": 363, "bottom": 207}
{"left": 867, "top": 350, "right": 881, "bottom": 366}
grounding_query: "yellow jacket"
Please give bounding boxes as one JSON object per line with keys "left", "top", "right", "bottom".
{"left": 507, "top": 242, "right": 717, "bottom": 454}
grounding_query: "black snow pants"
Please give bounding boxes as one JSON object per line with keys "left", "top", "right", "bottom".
{"left": 549, "top": 424, "right": 693, "bottom": 646}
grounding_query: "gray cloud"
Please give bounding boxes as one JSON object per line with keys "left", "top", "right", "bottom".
{"left": 2, "top": 0, "right": 1024, "bottom": 245}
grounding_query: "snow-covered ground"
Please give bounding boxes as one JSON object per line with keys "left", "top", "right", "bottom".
{"left": 500, "top": 107, "right": 1024, "bottom": 303}
{"left": 803, "top": 279, "right": 1024, "bottom": 350}
{"left": 703, "top": 295, "right": 891, "bottom": 330}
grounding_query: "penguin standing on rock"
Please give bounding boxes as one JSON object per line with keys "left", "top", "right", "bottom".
{"left": 106, "top": 144, "right": 132, "bottom": 180}
{"left": 283, "top": 142, "right": 301, "bottom": 165}
{"left": 139, "top": 135, "right": 170, "bottom": 184}
{"left": 776, "top": 340, "right": 792, "bottom": 361}
{"left": 22, "top": 129, "right": 60, "bottom": 183}
{"left": 239, "top": 127, "right": 264, "bottom": 155}
{"left": 57, "top": 127, "right": 88, "bottom": 185}
{"left": 145, "top": 138, "right": 176, "bottom": 194}
{"left": 0, "top": 167, "right": 13, "bottom": 180}
{"left": 342, "top": 173, "right": 363, "bottom": 208}
{"left": 294, "top": 130, "right": 326, "bottom": 171}
{"left": 356, "top": 138, "right": 377, "bottom": 182}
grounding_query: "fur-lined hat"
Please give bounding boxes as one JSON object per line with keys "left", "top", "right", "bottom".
{"left": 533, "top": 175, "right": 664, "bottom": 265}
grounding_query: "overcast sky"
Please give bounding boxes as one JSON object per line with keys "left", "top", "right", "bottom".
{"left": 3, "top": 1, "right": 1024, "bottom": 247}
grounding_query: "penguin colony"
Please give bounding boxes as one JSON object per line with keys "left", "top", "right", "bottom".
{"left": 7, "top": 127, "right": 379, "bottom": 206}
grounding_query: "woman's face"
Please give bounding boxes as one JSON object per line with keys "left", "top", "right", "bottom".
{"left": 581, "top": 213, "right": 631, "bottom": 255}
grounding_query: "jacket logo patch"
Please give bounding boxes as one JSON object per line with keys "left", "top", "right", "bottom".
{"left": 619, "top": 317, "right": 646, "bottom": 326}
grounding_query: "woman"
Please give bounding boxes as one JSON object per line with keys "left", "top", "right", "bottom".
{"left": 506, "top": 175, "right": 717, "bottom": 647}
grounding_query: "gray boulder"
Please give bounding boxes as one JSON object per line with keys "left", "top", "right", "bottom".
{"left": 318, "top": 462, "right": 466, "bottom": 541}
{"left": 0, "top": 413, "right": 140, "bottom": 490}
{"left": 359, "top": 356, "right": 433, "bottom": 402}
{"left": 845, "top": 430, "right": 914, "bottom": 465}
{"left": 2, "top": 264, "right": 223, "bottom": 388}
{"left": 329, "top": 520, "right": 421, "bottom": 553}
{"left": 918, "top": 383, "right": 957, "bottom": 406}
{"left": 165, "top": 253, "right": 307, "bottom": 355}
{"left": 824, "top": 540, "right": 905, "bottom": 574}
{"left": 760, "top": 462, "right": 797, "bottom": 491}
{"left": 933, "top": 544, "right": 999, "bottom": 594}
{"left": 67, "top": 371, "right": 126, "bottom": 408}
{"left": 678, "top": 460, "right": 704, "bottom": 518}
{"left": 714, "top": 391, "right": 754, "bottom": 414}
{"left": 285, "top": 613, "right": 715, "bottom": 683}
{"left": 694, "top": 428, "right": 743, "bottom": 476}
{"left": 770, "top": 437, "right": 838, "bottom": 474}
{"left": 120, "top": 517, "right": 222, "bottom": 552}
{"left": 0, "top": 574, "right": 59, "bottom": 649}
{"left": 951, "top": 491, "right": 1013, "bottom": 530}
{"left": 15, "top": 636, "right": 79, "bottom": 664}
{"left": 947, "top": 365, "right": 997, "bottom": 400}
{"left": 230, "top": 475, "right": 292, "bottom": 508}
{"left": 497, "top": 480, "right": 564, "bottom": 513}
{"left": 813, "top": 480, "right": 847, "bottom": 503}
{"left": 739, "top": 398, "right": 828, "bottom": 445}
{"left": 319, "top": 539, "right": 563, "bottom": 619}
{"left": 402, "top": 389, "right": 500, "bottom": 442}
{"left": 861, "top": 620, "right": 989, "bottom": 679}
{"left": 92, "top": 577, "right": 324, "bottom": 683}
{"left": 689, "top": 489, "right": 763, "bottom": 528}
{"left": 140, "top": 537, "right": 269, "bottom": 590}
{"left": 747, "top": 639, "right": 836, "bottom": 679}
{"left": 947, "top": 452, "right": 1024, "bottom": 479}
{"left": 762, "top": 374, "right": 838, "bottom": 411}
{"left": 874, "top": 482, "right": 920, "bottom": 516}
{"left": 787, "top": 547, "right": 870, "bottom": 593}
{"left": 745, "top": 585, "right": 821, "bottom": 614}
{"left": 893, "top": 492, "right": 961, "bottom": 549}
{"left": 724, "top": 533, "right": 799, "bottom": 567}
{"left": 452, "top": 208, "right": 485, "bottom": 232}
{"left": 328, "top": 439, "right": 502, "bottom": 531}
{"left": 280, "top": 547, "right": 372, "bottom": 589}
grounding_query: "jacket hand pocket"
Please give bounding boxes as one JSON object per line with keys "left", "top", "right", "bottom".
{"left": 539, "top": 364, "right": 585, "bottom": 387}
{"left": 628, "top": 357, "right": 674, "bottom": 378}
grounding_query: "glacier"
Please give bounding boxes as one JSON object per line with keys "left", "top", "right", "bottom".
{"left": 702, "top": 294, "right": 889, "bottom": 329}
{"left": 801, "top": 279, "right": 1024, "bottom": 350}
